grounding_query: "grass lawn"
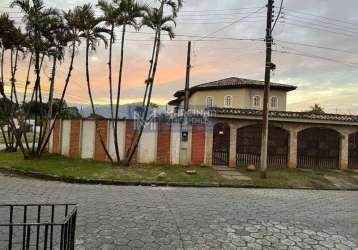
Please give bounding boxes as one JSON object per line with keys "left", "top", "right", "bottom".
{"left": 238, "top": 168, "right": 358, "bottom": 189}
{"left": 0, "top": 151, "right": 357, "bottom": 189}
{"left": 0, "top": 152, "right": 224, "bottom": 184}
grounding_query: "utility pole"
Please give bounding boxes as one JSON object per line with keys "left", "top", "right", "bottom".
{"left": 260, "top": 0, "right": 275, "bottom": 179}
{"left": 184, "top": 41, "right": 191, "bottom": 112}
{"left": 179, "top": 41, "right": 192, "bottom": 165}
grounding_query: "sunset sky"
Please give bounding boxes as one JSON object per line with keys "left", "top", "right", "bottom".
{"left": 2, "top": 0, "right": 358, "bottom": 114}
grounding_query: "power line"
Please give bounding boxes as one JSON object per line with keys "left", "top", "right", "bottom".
{"left": 283, "top": 15, "right": 358, "bottom": 36}
{"left": 195, "top": 6, "right": 266, "bottom": 41}
{"left": 276, "top": 40, "right": 358, "bottom": 55}
{"left": 281, "top": 21, "right": 358, "bottom": 39}
{"left": 282, "top": 7, "right": 358, "bottom": 27}
{"left": 274, "top": 49, "right": 358, "bottom": 69}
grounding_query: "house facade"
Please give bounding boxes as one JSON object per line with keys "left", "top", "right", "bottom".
{"left": 48, "top": 76, "right": 358, "bottom": 171}
{"left": 169, "top": 77, "right": 358, "bottom": 170}
{"left": 168, "top": 77, "right": 296, "bottom": 111}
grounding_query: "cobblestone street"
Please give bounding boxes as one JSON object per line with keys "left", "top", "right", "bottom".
{"left": 0, "top": 173, "right": 357, "bottom": 250}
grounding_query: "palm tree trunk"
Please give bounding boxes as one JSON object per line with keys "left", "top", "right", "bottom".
{"left": 85, "top": 39, "right": 114, "bottom": 164}
{"left": 9, "top": 49, "right": 20, "bottom": 150}
{"left": 23, "top": 53, "right": 33, "bottom": 104}
{"left": 113, "top": 25, "right": 127, "bottom": 164}
{"left": 40, "top": 55, "right": 57, "bottom": 151}
{"left": 108, "top": 24, "right": 120, "bottom": 164}
{"left": 22, "top": 53, "right": 33, "bottom": 151}
{"left": 142, "top": 32, "right": 158, "bottom": 108}
{"left": 125, "top": 28, "right": 162, "bottom": 165}
{"left": 1, "top": 47, "right": 4, "bottom": 87}
{"left": 1, "top": 125, "right": 9, "bottom": 149}
{"left": 31, "top": 50, "right": 41, "bottom": 156}
{"left": 108, "top": 25, "right": 115, "bottom": 121}
{"left": 40, "top": 41, "right": 76, "bottom": 154}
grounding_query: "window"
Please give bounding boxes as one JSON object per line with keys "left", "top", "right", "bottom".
{"left": 253, "top": 95, "right": 261, "bottom": 108}
{"left": 224, "top": 95, "right": 233, "bottom": 108}
{"left": 206, "top": 96, "right": 214, "bottom": 108}
{"left": 270, "top": 96, "right": 278, "bottom": 109}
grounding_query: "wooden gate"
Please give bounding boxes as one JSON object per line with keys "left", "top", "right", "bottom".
{"left": 212, "top": 123, "right": 230, "bottom": 166}
{"left": 297, "top": 128, "right": 340, "bottom": 169}
{"left": 236, "top": 125, "right": 288, "bottom": 168}
{"left": 349, "top": 132, "right": 358, "bottom": 169}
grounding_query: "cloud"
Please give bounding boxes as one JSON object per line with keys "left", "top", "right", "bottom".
{"left": 2, "top": 0, "right": 358, "bottom": 113}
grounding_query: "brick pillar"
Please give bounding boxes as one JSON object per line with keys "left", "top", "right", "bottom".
{"left": 229, "top": 124, "right": 237, "bottom": 168}
{"left": 204, "top": 123, "right": 213, "bottom": 166}
{"left": 288, "top": 129, "right": 298, "bottom": 168}
{"left": 125, "top": 120, "right": 137, "bottom": 164}
{"left": 52, "top": 119, "right": 61, "bottom": 154}
{"left": 191, "top": 123, "right": 206, "bottom": 165}
{"left": 69, "top": 119, "right": 81, "bottom": 158}
{"left": 94, "top": 120, "right": 108, "bottom": 161}
{"left": 340, "top": 133, "right": 349, "bottom": 170}
{"left": 157, "top": 122, "right": 171, "bottom": 164}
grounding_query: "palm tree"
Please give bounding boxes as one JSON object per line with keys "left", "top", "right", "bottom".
{"left": 124, "top": 0, "right": 182, "bottom": 165}
{"left": 98, "top": 0, "right": 146, "bottom": 164}
{"left": 39, "top": 14, "right": 70, "bottom": 151}
{"left": 78, "top": 4, "right": 113, "bottom": 163}
{"left": 40, "top": 6, "right": 83, "bottom": 154}
{"left": 0, "top": 13, "right": 18, "bottom": 151}
{"left": 97, "top": 0, "right": 120, "bottom": 162}
{"left": 11, "top": 0, "right": 59, "bottom": 157}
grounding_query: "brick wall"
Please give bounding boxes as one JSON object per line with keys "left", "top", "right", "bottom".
{"left": 52, "top": 119, "right": 61, "bottom": 154}
{"left": 124, "top": 120, "right": 138, "bottom": 164}
{"left": 191, "top": 124, "right": 206, "bottom": 165}
{"left": 94, "top": 120, "right": 108, "bottom": 161}
{"left": 157, "top": 122, "right": 171, "bottom": 164}
{"left": 69, "top": 120, "right": 81, "bottom": 158}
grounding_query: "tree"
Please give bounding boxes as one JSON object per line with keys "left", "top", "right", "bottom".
{"left": 10, "top": 0, "right": 59, "bottom": 157}
{"left": 39, "top": 6, "right": 85, "bottom": 154}
{"left": 124, "top": 0, "right": 181, "bottom": 165}
{"left": 308, "top": 104, "right": 325, "bottom": 114}
{"left": 98, "top": 0, "right": 146, "bottom": 164}
{"left": 78, "top": 4, "right": 113, "bottom": 163}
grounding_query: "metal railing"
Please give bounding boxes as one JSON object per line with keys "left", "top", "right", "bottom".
{"left": 0, "top": 203, "right": 78, "bottom": 250}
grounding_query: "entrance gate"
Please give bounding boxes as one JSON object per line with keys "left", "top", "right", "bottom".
{"left": 236, "top": 125, "right": 289, "bottom": 168}
{"left": 297, "top": 128, "right": 340, "bottom": 169}
{"left": 349, "top": 132, "right": 358, "bottom": 169}
{"left": 212, "top": 123, "right": 230, "bottom": 166}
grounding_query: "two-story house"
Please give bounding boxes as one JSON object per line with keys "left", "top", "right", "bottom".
{"left": 168, "top": 77, "right": 297, "bottom": 111}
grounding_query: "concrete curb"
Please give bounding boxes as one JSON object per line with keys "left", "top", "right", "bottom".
{"left": 1, "top": 167, "right": 358, "bottom": 191}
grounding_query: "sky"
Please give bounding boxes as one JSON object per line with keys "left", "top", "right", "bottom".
{"left": 1, "top": 0, "right": 358, "bottom": 114}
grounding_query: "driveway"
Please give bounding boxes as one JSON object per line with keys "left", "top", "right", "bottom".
{"left": 0, "top": 173, "right": 357, "bottom": 250}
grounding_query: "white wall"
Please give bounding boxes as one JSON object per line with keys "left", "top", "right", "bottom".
{"left": 170, "top": 122, "right": 181, "bottom": 164}
{"left": 138, "top": 122, "right": 157, "bottom": 163}
{"left": 61, "top": 120, "right": 71, "bottom": 156}
{"left": 81, "top": 120, "right": 96, "bottom": 159}
{"left": 108, "top": 121, "right": 126, "bottom": 162}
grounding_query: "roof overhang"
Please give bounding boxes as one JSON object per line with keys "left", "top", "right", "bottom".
{"left": 207, "top": 108, "right": 358, "bottom": 126}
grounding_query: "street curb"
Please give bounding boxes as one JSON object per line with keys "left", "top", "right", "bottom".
{"left": 1, "top": 167, "right": 358, "bottom": 191}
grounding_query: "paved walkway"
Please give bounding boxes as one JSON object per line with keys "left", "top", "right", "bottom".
{"left": 0, "top": 173, "right": 357, "bottom": 250}
{"left": 213, "top": 166, "right": 252, "bottom": 181}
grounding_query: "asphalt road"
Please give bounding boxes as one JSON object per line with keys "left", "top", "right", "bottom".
{"left": 0, "top": 173, "right": 357, "bottom": 250}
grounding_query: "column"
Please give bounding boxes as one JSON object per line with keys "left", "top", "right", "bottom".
{"left": 204, "top": 123, "right": 213, "bottom": 166}
{"left": 340, "top": 133, "right": 349, "bottom": 170}
{"left": 229, "top": 124, "right": 237, "bottom": 168}
{"left": 288, "top": 129, "right": 298, "bottom": 169}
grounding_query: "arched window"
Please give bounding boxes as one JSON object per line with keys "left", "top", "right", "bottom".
{"left": 270, "top": 96, "right": 278, "bottom": 109}
{"left": 206, "top": 96, "right": 214, "bottom": 107}
{"left": 224, "top": 95, "right": 233, "bottom": 108}
{"left": 252, "top": 95, "right": 261, "bottom": 108}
